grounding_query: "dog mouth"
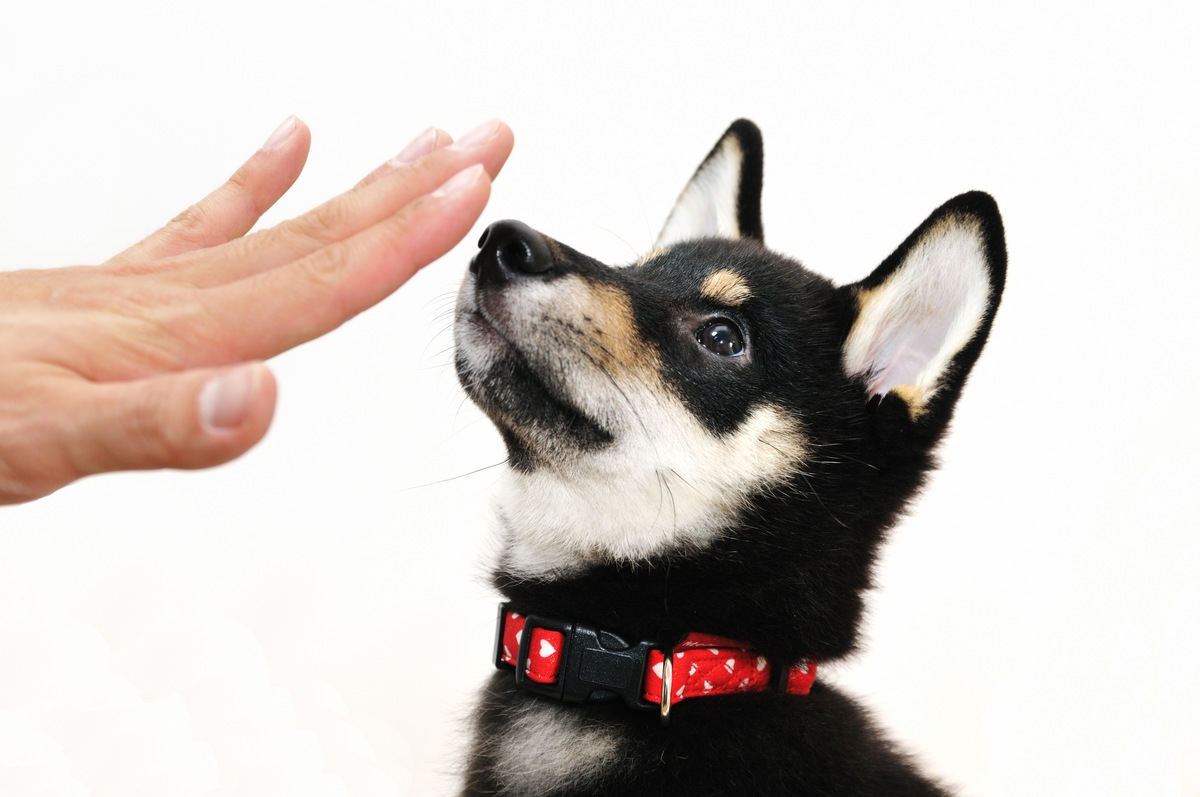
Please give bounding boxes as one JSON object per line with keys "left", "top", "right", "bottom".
{"left": 456, "top": 307, "right": 613, "bottom": 455}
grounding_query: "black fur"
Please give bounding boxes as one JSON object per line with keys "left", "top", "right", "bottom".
{"left": 726, "top": 118, "right": 765, "bottom": 240}
{"left": 454, "top": 121, "right": 1006, "bottom": 796}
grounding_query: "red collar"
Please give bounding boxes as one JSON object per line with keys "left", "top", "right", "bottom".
{"left": 494, "top": 604, "right": 816, "bottom": 723}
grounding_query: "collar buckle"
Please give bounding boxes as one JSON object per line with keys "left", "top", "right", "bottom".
{"left": 496, "top": 603, "right": 661, "bottom": 711}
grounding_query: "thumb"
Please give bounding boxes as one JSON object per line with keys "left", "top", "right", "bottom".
{"left": 76, "top": 362, "right": 278, "bottom": 474}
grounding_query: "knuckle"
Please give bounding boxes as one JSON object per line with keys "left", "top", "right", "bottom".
{"left": 160, "top": 167, "right": 259, "bottom": 251}
{"left": 106, "top": 284, "right": 201, "bottom": 347}
{"left": 41, "top": 278, "right": 194, "bottom": 366}
{"left": 116, "top": 380, "right": 190, "bottom": 468}
{"left": 224, "top": 168, "right": 266, "bottom": 222}
{"left": 287, "top": 197, "right": 354, "bottom": 247}
{"left": 295, "top": 244, "right": 354, "bottom": 320}
{"left": 298, "top": 242, "right": 350, "bottom": 292}
{"left": 165, "top": 202, "right": 215, "bottom": 248}
{"left": 82, "top": 286, "right": 201, "bottom": 374}
{"left": 224, "top": 167, "right": 255, "bottom": 205}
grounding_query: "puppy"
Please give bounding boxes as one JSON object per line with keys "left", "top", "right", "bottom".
{"left": 453, "top": 119, "right": 1005, "bottom": 795}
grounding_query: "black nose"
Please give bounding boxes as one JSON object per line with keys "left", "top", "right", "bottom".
{"left": 471, "top": 220, "right": 555, "bottom": 284}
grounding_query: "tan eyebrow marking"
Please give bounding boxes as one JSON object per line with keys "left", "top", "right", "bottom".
{"left": 700, "top": 269, "right": 752, "bottom": 305}
{"left": 635, "top": 248, "right": 668, "bottom": 266}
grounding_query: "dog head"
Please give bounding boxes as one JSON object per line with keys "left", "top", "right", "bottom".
{"left": 454, "top": 121, "right": 1005, "bottom": 657}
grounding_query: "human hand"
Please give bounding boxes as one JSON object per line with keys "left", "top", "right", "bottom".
{"left": 0, "top": 117, "right": 514, "bottom": 504}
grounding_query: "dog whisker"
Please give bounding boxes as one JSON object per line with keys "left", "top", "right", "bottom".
{"left": 401, "top": 459, "right": 509, "bottom": 492}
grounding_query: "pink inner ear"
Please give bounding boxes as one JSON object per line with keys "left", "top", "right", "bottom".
{"left": 864, "top": 313, "right": 955, "bottom": 398}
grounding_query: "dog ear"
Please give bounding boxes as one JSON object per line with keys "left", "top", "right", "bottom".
{"left": 655, "top": 119, "right": 764, "bottom": 248}
{"left": 841, "top": 192, "right": 1006, "bottom": 428}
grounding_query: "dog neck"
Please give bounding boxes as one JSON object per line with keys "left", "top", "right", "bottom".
{"left": 493, "top": 605, "right": 817, "bottom": 724}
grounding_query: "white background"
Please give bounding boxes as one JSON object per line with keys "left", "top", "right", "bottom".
{"left": 2, "top": 2, "right": 1197, "bottom": 795}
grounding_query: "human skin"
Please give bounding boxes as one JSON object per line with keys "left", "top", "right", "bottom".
{"left": 0, "top": 117, "right": 514, "bottom": 504}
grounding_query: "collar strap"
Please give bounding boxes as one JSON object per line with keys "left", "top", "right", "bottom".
{"left": 493, "top": 604, "right": 816, "bottom": 723}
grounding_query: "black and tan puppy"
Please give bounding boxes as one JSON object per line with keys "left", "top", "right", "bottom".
{"left": 453, "top": 120, "right": 1005, "bottom": 795}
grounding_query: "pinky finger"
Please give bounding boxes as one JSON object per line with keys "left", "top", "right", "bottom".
{"left": 106, "top": 117, "right": 311, "bottom": 269}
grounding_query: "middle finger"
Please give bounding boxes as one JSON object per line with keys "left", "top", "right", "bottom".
{"left": 145, "top": 120, "right": 512, "bottom": 289}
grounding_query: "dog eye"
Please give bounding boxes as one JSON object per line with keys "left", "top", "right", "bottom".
{"left": 696, "top": 318, "right": 746, "bottom": 357}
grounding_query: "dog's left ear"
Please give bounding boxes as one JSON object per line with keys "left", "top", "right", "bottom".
{"left": 655, "top": 119, "right": 764, "bottom": 248}
{"left": 841, "top": 192, "right": 1006, "bottom": 431}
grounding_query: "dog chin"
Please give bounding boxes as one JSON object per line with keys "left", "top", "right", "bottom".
{"left": 456, "top": 316, "right": 612, "bottom": 466}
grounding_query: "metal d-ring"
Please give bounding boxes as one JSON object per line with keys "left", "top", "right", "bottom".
{"left": 659, "top": 655, "right": 673, "bottom": 726}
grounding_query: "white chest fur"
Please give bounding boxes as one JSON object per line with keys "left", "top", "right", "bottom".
{"left": 484, "top": 700, "right": 630, "bottom": 795}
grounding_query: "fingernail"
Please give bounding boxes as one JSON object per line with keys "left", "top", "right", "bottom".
{"left": 448, "top": 119, "right": 500, "bottom": 151}
{"left": 387, "top": 126, "right": 440, "bottom": 168}
{"left": 198, "top": 364, "right": 261, "bottom": 432}
{"left": 432, "top": 163, "right": 485, "bottom": 198}
{"left": 261, "top": 116, "right": 297, "bottom": 153}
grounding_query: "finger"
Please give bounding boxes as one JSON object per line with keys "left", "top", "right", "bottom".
{"left": 200, "top": 163, "right": 492, "bottom": 362}
{"left": 161, "top": 119, "right": 513, "bottom": 290}
{"left": 65, "top": 362, "right": 278, "bottom": 475}
{"left": 106, "top": 117, "right": 312, "bottom": 268}
{"left": 353, "top": 126, "right": 453, "bottom": 189}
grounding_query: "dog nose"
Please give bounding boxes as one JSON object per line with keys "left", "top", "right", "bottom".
{"left": 471, "top": 220, "right": 555, "bottom": 284}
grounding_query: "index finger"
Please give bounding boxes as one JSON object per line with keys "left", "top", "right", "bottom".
{"left": 196, "top": 163, "right": 492, "bottom": 363}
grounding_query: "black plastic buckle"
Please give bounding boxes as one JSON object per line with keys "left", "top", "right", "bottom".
{"left": 495, "top": 603, "right": 659, "bottom": 711}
